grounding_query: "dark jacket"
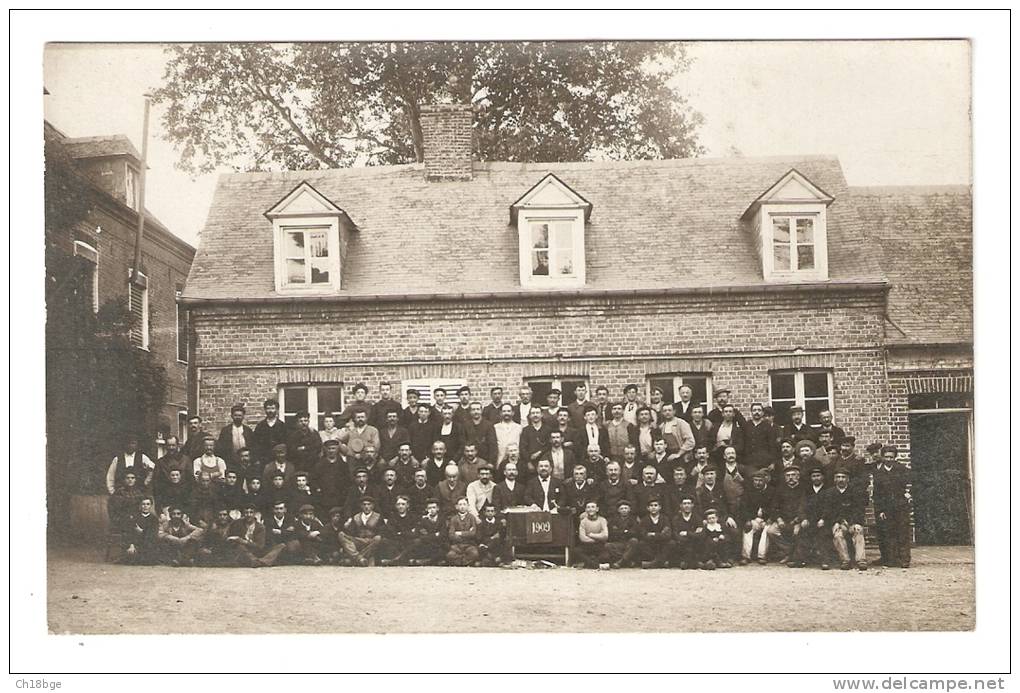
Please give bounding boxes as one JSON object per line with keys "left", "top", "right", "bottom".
{"left": 743, "top": 420, "right": 778, "bottom": 469}
{"left": 740, "top": 484, "right": 775, "bottom": 524}
{"left": 369, "top": 398, "right": 403, "bottom": 431}
{"left": 598, "top": 479, "right": 633, "bottom": 518}
{"left": 312, "top": 457, "right": 350, "bottom": 512}
{"left": 264, "top": 513, "right": 297, "bottom": 547}
{"left": 523, "top": 476, "right": 565, "bottom": 510}
{"left": 873, "top": 463, "right": 912, "bottom": 514}
{"left": 252, "top": 418, "right": 289, "bottom": 464}
{"left": 519, "top": 422, "right": 552, "bottom": 466}
{"left": 562, "top": 480, "right": 599, "bottom": 516}
{"left": 408, "top": 418, "right": 439, "bottom": 462}
{"left": 461, "top": 417, "right": 498, "bottom": 464}
{"left": 822, "top": 485, "right": 867, "bottom": 527}
{"left": 608, "top": 514, "right": 641, "bottom": 543}
{"left": 638, "top": 514, "right": 672, "bottom": 542}
{"left": 771, "top": 483, "right": 806, "bottom": 524}
{"left": 491, "top": 480, "right": 528, "bottom": 512}
{"left": 287, "top": 427, "right": 322, "bottom": 472}
{"left": 378, "top": 425, "right": 411, "bottom": 463}
{"left": 215, "top": 423, "right": 255, "bottom": 463}
{"left": 695, "top": 482, "right": 732, "bottom": 523}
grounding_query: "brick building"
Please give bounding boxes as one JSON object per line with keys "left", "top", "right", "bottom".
{"left": 180, "top": 104, "right": 972, "bottom": 544}
{"left": 45, "top": 121, "right": 196, "bottom": 453}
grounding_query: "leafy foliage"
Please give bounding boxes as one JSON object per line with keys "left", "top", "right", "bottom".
{"left": 152, "top": 41, "right": 704, "bottom": 173}
{"left": 44, "top": 133, "right": 93, "bottom": 233}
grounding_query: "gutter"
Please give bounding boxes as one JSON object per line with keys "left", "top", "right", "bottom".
{"left": 179, "top": 279, "right": 889, "bottom": 307}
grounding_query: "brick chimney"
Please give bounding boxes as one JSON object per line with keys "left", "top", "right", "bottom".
{"left": 419, "top": 103, "right": 473, "bottom": 181}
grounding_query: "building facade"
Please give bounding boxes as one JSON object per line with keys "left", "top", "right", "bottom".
{"left": 181, "top": 105, "right": 972, "bottom": 543}
{"left": 45, "top": 122, "right": 196, "bottom": 453}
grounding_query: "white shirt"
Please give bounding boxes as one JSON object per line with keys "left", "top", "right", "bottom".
{"left": 586, "top": 424, "right": 600, "bottom": 446}
{"left": 716, "top": 421, "right": 734, "bottom": 446}
{"left": 105, "top": 451, "right": 154, "bottom": 494}
{"left": 441, "top": 421, "right": 453, "bottom": 435}
{"left": 466, "top": 480, "right": 495, "bottom": 517}
{"left": 517, "top": 402, "right": 532, "bottom": 422}
{"left": 539, "top": 477, "right": 551, "bottom": 511}
{"left": 623, "top": 401, "right": 639, "bottom": 425}
{"left": 493, "top": 421, "right": 523, "bottom": 462}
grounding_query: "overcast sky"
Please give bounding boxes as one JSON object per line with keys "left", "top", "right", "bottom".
{"left": 43, "top": 40, "right": 971, "bottom": 247}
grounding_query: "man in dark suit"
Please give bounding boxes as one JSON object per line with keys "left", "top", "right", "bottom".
{"left": 711, "top": 404, "right": 745, "bottom": 462}
{"left": 673, "top": 384, "right": 697, "bottom": 423}
{"left": 823, "top": 466, "right": 869, "bottom": 570}
{"left": 817, "top": 410, "right": 847, "bottom": 444}
{"left": 743, "top": 402, "right": 777, "bottom": 470}
{"left": 287, "top": 411, "right": 322, "bottom": 473}
{"left": 783, "top": 406, "right": 817, "bottom": 446}
{"left": 215, "top": 404, "right": 254, "bottom": 465}
{"left": 369, "top": 382, "right": 403, "bottom": 431}
{"left": 598, "top": 460, "right": 633, "bottom": 519}
{"left": 512, "top": 385, "right": 536, "bottom": 425}
{"left": 578, "top": 405, "right": 610, "bottom": 458}
{"left": 252, "top": 398, "right": 289, "bottom": 465}
{"left": 343, "top": 468, "right": 376, "bottom": 521}
{"left": 481, "top": 387, "right": 506, "bottom": 424}
{"left": 873, "top": 445, "right": 912, "bottom": 568}
{"left": 524, "top": 459, "right": 565, "bottom": 511}
{"left": 462, "top": 401, "right": 498, "bottom": 464}
{"left": 378, "top": 410, "right": 410, "bottom": 464}
{"left": 434, "top": 405, "right": 465, "bottom": 462}
{"left": 519, "top": 407, "right": 551, "bottom": 472}
{"left": 491, "top": 460, "right": 527, "bottom": 512}
{"left": 707, "top": 388, "right": 746, "bottom": 428}
{"left": 400, "top": 389, "right": 422, "bottom": 429}
{"left": 408, "top": 403, "right": 439, "bottom": 462}
{"left": 566, "top": 383, "right": 593, "bottom": 429}
{"left": 561, "top": 464, "right": 599, "bottom": 517}
{"left": 592, "top": 386, "right": 613, "bottom": 425}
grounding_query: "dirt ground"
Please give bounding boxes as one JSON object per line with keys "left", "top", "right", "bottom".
{"left": 47, "top": 546, "right": 974, "bottom": 634}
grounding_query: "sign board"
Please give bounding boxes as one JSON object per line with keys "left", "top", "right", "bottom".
{"left": 525, "top": 511, "right": 553, "bottom": 543}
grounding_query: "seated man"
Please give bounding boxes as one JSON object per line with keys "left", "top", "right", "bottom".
{"left": 340, "top": 496, "right": 384, "bottom": 566}
{"left": 638, "top": 497, "right": 672, "bottom": 569}
{"left": 435, "top": 464, "right": 468, "bottom": 518}
{"left": 216, "top": 470, "right": 245, "bottom": 517}
{"left": 699, "top": 506, "right": 732, "bottom": 569}
{"left": 121, "top": 497, "right": 160, "bottom": 565}
{"left": 410, "top": 499, "right": 448, "bottom": 566}
{"left": 224, "top": 502, "right": 266, "bottom": 567}
{"left": 108, "top": 470, "right": 145, "bottom": 528}
{"left": 197, "top": 507, "right": 235, "bottom": 566}
{"left": 740, "top": 468, "right": 773, "bottom": 565}
{"left": 158, "top": 504, "right": 204, "bottom": 566}
{"left": 670, "top": 495, "right": 702, "bottom": 570}
{"left": 446, "top": 496, "right": 479, "bottom": 567}
{"left": 381, "top": 495, "right": 419, "bottom": 566}
{"left": 256, "top": 500, "right": 298, "bottom": 567}
{"left": 575, "top": 500, "right": 610, "bottom": 569}
{"left": 491, "top": 461, "right": 527, "bottom": 513}
{"left": 290, "top": 472, "right": 320, "bottom": 517}
{"left": 320, "top": 506, "right": 348, "bottom": 565}
{"left": 607, "top": 498, "right": 641, "bottom": 569}
{"left": 158, "top": 468, "right": 191, "bottom": 518}
{"left": 407, "top": 468, "right": 433, "bottom": 516}
{"left": 293, "top": 503, "right": 326, "bottom": 565}
{"left": 824, "top": 467, "right": 869, "bottom": 571}
{"left": 476, "top": 501, "right": 508, "bottom": 567}
{"left": 767, "top": 465, "right": 808, "bottom": 568}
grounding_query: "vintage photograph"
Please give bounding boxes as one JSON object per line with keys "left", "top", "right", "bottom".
{"left": 41, "top": 37, "right": 975, "bottom": 636}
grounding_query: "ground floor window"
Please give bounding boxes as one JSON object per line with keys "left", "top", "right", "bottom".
{"left": 400, "top": 378, "right": 469, "bottom": 408}
{"left": 525, "top": 377, "right": 588, "bottom": 405}
{"left": 769, "top": 369, "right": 833, "bottom": 428}
{"left": 279, "top": 383, "right": 344, "bottom": 429}
{"left": 647, "top": 374, "right": 713, "bottom": 412}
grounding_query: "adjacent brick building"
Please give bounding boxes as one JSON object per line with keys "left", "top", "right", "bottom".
{"left": 45, "top": 121, "right": 196, "bottom": 453}
{"left": 180, "top": 104, "right": 972, "bottom": 544}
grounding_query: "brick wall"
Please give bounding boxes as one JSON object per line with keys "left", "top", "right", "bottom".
{"left": 420, "top": 104, "right": 473, "bottom": 182}
{"left": 191, "top": 287, "right": 892, "bottom": 445}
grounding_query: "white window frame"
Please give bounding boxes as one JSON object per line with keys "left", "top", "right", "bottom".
{"left": 768, "top": 369, "right": 835, "bottom": 426}
{"left": 761, "top": 203, "right": 829, "bottom": 282}
{"left": 272, "top": 216, "right": 342, "bottom": 293}
{"left": 73, "top": 240, "right": 99, "bottom": 312}
{"left": 127, "top": 269, "right": 149, "bottom": 350}
{"left": 524, "top": 377, "right": 590, "bottom": 406}
{"left": 517, "top": 210, "right": 586, "bottom": 289}
{"left": 646, "top": 374, "right": 714, "bottom": 412}
{"left": 175, "top": 288, "right": 188, "bottom": 364}
{"left": 278, "top": 383, "right": 346, "bottom": 430}
{"left": 400, "top": 378, "right": 469, "bottom": 409}
{"left": 177, "top": 410, "right": 189, "bottom": 445}
{"left": 125, "top": 163, "right": 140, "bottom": 211}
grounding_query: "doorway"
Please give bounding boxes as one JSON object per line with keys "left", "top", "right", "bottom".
{"left": 908, "top": 410, "right": 973, "bottom": 545}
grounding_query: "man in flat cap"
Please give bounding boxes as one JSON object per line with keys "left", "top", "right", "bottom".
{"left": 607, "top": 498, "right": 641, "bottom": 568}
{"left": 286, "top": 410, "right": 322, "bottom": 474}
{"left": 225, "top": 502, "right": 266, "bottom": 567}
{"left": 255, "top": 499, "right": 297, "bottom": 567}
{"left": 671, "top": 494, "right": 702, "bottom": 569}
{"left": 638, "top": 497, "right": 672, "bottom": 569}
{"left": 707, "top": 388, "right": 746, "bottom": 429}
{"left": 740, "top": 468, "right": 773, "bottom": 565}
{"left": 344, "top": 468, "right": 376, "bottom": 521}
{"left": 767, "top": 465, "right": 808, "bottom": 567}
{"left": 574, "top": 500, "right": 610, "bottom": 569}
{"left": 476, "top": 500, "right": 508, "bottom": 567}
{"left": 834, "top": 436, "right": 866, "bottom": 490}
{"left": 744, "top": 402, "right": 778, "bottom": 471}
{"left": 340, "top": 496, "right": 384, "bottom": 566}
{"left": 313, "top": 438, "right": 349, "bottom": 515}
{"left": 693, "top": 464, "right": 739, "bottom": 563}
{"left": 380, "top": 495, "right": 419, "bottom": 566}
{"left": 410, "top": 499, "right": 447, "bottom": 566}
{"left": 446, "top": 496, "right": 479, "bottom": 567}
{"left": 823, "top": 467, "right": 868, "bottom": 570}
{"left": 321, "top": 506, "right": 348, "bottom": 564}
{"left": 873, "top": 445, "right": 912, "bottom": 568}
{"left": 803, "top": 465, "right": 833, "bottom": 569}
{"left": 262, "top": 442, "right": 296, "bottom": 488}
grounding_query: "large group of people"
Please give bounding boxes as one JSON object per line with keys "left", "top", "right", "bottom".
{"left": 105, "top": 381, "right": 913, "bottom": 571}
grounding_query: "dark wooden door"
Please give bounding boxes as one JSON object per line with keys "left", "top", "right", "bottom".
{"left": 908, "top": 412, "right": 973, "bottom": 545}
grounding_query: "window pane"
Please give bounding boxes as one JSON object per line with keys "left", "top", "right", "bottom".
{"left": 532, "top": 250, "right": 550, "bottom": 275}
{"left": 308, "top": 230, "right": 329, "bottom": 258}
{"left": 773, "top": 217, "right": 791, "bottom": 242}
{"left": 551, "top": 223, "right": 573, "bottom": 249}
{"left": 797, "top": 245, "right": 815, "bottom": 270}
{"left": 310, "top": 258, "right": 330, "bottom": 284}
{"left": 649, "top": 378, "right": 675, "bottom": 405}
{"left": 683, "top": 376, "right": 710, "bottom": 411}
{"left": 531, "top": 223, "right": 549, "bottom": 249}
{"left": 318, "top": 385, "right": 343, "bottom": 417}
{"left": 285, "top": 231, "right": 305, "bottom": 257}
{"left": 770, "top": 373, "right": 796, "bottom": 400}
{"left": 529, "top": 381, "right": 552, "bottom": 404}
{"left": 286, "top": 259, "right": 306, "bottom": 284}
{"left": 555, "top": 252, "right": 574, "bottom": 275}
{"left": 773, "top": 243, "right": 791, "bottom": 271}
{"left": 803, "top": 372, "right": 830, "bottom": 398}
{"left": 283, "top": 386, "right": 308, "bottom": 417}
{"left": 805, "top": 399, "right": 828, "bottom": 427}
{"left": 796, "top": 218, "right": 814, "bottom": 243}
{"left": 772, "top": 400, "right": 795, "bottom": 429}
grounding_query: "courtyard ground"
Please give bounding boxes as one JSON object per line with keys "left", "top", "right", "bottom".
{"left": 47, "top": 545, "right": 974, "bottom": 634}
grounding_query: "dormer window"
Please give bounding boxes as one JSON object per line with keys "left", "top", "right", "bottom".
{"left": 511, "top": 174, "right": 592, "bottom": 288}
{"left": 265, "top": 181, "right": 357, "bottom": 294}
{"left": 744, "top": 169, "right": 833, "bottom": 282}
